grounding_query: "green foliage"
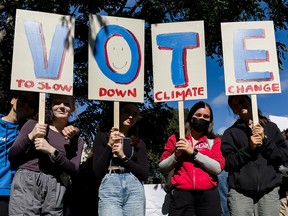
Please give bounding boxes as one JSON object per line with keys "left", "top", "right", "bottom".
{"left": 0, "top": 0, "right": 287, "bottom": 183}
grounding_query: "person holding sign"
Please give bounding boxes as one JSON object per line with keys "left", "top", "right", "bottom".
{"left": 0, "top": 91, "right": 38, "bottom": 216}
{"left": 221, "top": 95, "right": 288, "bottom": 216}
{"left": 93, "top": 102, "right": 149, "bottom": 216}
{"left": 8, "top": 94, "right": 84, "bottom": 216}
{"left": 159, "top": 101, "right": 225, "bottom": 216}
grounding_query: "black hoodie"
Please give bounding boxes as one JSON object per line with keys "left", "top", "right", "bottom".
{"left": 221, "top": 119, "right": 288, "bottom": 198}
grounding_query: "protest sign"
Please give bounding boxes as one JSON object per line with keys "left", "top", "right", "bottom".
{"left": 221, "top": 21, "right": 280, "bottom": 123}
{"left": 89, "top": 15, "right": 145, "bottom": 127}
{"left": 151, "top": 21, "right": 206, "bottom": 137}
{"left": 11, "top": 9, "right": 75, "bottom": 123}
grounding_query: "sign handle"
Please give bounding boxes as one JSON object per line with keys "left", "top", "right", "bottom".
{"left": 178, "top": 100, "right": 185, "bottom": 138}
{"left": 251, "top": 94, "right": 259, "bottom": 124}
{"left": 113, "top": 101, "right": 120, "bottom": 129}
{"left": 38, "top": 92, "right": 46, "bottom": 124}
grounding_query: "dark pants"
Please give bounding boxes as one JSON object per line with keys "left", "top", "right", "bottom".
{"left": 169, "top": 187, "right": 221, "bottom": 216}
{"left": 0, "top": 196, "right": 9, "bottom": 216}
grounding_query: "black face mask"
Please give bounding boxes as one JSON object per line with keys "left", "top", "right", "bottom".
{"left": 190, "top": 117, "right": 210, "bottom": 133}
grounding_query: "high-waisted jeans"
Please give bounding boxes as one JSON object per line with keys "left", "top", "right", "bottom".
{"left": 98, "top": 172, "right": 145, "bottom": 216}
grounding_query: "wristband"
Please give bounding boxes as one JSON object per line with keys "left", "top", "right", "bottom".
{"left": 192, "top": 149, "right": 198, "bottom": 158}
{"left": 121, "top": 156, "right": 129, "bottom": 164}
{"left": 50, "top": 150, "right": 59, "bottom": 160}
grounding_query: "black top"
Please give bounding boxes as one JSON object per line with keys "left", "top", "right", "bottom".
{"left": 92, "top": 132, "right": 149, "bottom": 181}
{"left": 221, "top": 119, "right": 288, "bottom": 198}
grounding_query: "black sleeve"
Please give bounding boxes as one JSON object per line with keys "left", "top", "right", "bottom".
{"left": 121, "top": 140, "right": 149, "bottom": 181}
{"left": 92, "top": 132, "right": 112, "bottom": 178}
{"left": 260, "top": 122, "right": 288, "bottom": 166}
{"left": 221, "top": 128, "right": 257, "bottom": 171}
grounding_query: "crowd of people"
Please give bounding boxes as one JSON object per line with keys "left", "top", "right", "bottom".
{"left": 0, "top": 91, "right": 288, "bottom": 216}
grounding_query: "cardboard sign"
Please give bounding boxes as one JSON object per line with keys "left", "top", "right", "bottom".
{"left": 221, "top": 21, "right": 281, "bottom": 95}
{"left": 88, "top": 15, "right": 145, "bottom": 102}
{"left": 151, "top": 21, "right": 207, "bottom": 102}
{"left": 11, "top": 9, "right": 75, "bottom": 95}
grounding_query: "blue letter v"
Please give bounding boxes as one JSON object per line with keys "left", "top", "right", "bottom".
{"left": 24, "top": 21, "right": 70, "bottom": 79}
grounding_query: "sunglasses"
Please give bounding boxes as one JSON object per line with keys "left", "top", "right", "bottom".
{"left": 18, "top": 95, "right": 37, "bottom": 110}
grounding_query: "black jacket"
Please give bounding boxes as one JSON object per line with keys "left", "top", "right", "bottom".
{"left": 221, "top": 119, "right": 288, "bottom": 198}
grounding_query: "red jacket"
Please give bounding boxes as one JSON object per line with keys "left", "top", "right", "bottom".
{"left": 160, "top": 134, "right": 225, "bottom": 190}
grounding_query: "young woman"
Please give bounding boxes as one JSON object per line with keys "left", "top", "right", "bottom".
{"left": 8, "top": 94, "right": 84, "bottom": 216}
{"left": 159, "top": 101, "right": 225, "bottom": 216}
{"left": 93, "top": 102, "right": 149, "bottom": 216}
{"left": 221, "top": 95, "right": 288, "bottom": 216}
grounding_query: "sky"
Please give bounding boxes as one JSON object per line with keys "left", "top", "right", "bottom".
{"left": 167, "top": 29, "right": 288, "bottom": 135}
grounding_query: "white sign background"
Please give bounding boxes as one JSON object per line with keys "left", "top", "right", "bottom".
{"left": 88, "top": 15, "right": 145, "bottom": 102}
{"left": 11, "top": 9, "right": 74, "bottom": 95}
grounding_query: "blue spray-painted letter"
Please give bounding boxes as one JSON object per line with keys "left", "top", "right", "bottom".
{"left": 24, "top": 21, "right": 70, "bottom": 79}
{"left": 156, "top": 32, "right": 199, "bottom": 87}
{"left": 94, "top": 25, "right": 141, "bottom": 84}
{"left": 234, "top": 29, "right": 272, "bottom": 82}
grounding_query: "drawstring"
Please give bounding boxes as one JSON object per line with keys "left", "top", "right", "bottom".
{"left": 108, "top": 160, "right": 112, "bottom": 174}
{"left": 129, "top": 146, "right": 134, "bottom": 160}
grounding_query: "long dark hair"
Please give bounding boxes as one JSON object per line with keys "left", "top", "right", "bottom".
{"left": 120, "top": 102, "right": 141, "bottom": 138}
{"left": 185, "top": 101, "right": 216, "bottom": 139}
{"left": 228, "top": 95, "right": 269, "bottom": 126}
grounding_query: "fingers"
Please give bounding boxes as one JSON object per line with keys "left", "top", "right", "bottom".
{"left": 248, "top": 120, "right": 253, "bottom": 129}
{"left": 112, "top": 142, "right": 124, "bottom": 155}
{"left": 34, "top": 138, "right": 45, "bottom": 149}
{"left": 108, "top": 128, "right": 125, "bottom": 157}
{"left": 62, "top": 125, "right": 78, "bottom": 140}
{"left": 109, "top": 127, "right": 119, "bottom": 133}
{"left": 35, "top": 124, "right": 47, "bottom": 133}
{"left": 251, "top": 123, "right": 264, "bottom": 140}
{"left": 110, "top": 129, "right": 124, "bottom": 141}
{"left": 108, "top": 128, "right": 124, "bottom": 149}
{"left": 34, "top": 138, "right": 53, "bottom": 154}
{"left": 175, "top": 139, "right": 193, "bottom": 154}
{"left": 30, "top": 123, "right": 47, "bottom": 140}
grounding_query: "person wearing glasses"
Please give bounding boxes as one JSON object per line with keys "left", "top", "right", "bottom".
{"left": 0, "top": 91, "right": 39, "bottom": 216}
{"left": 93, "top": 102, "right": 149, "bottom": 216}
{"left": 8, "top": 94, "right": 84, "bottom": 216}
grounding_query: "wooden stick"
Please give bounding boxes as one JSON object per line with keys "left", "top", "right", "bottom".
{"left": 178, "top": 100, "right": 185, "bottom": 138}
{"left": 38, "top": 92, "right": 46, "bottom": 124}
{"left": 251, "top": 94, "right": 259, "bottom": 124}
{"left": 113, "top": 101, "right": 120, "bottom": 128}
{"left": 113, "top": 101, "right": 120, "bottom": 157}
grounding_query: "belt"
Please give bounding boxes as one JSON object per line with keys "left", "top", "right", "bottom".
{"left": 107, "top": 168, "right": 130, "bottom": 174}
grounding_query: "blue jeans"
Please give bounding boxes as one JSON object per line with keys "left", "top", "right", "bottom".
{"left": 218, "top": 170, "right": 230, "bottom": 216}
{"left": 98, "top": 173, "right": 145, "bottom": 216}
